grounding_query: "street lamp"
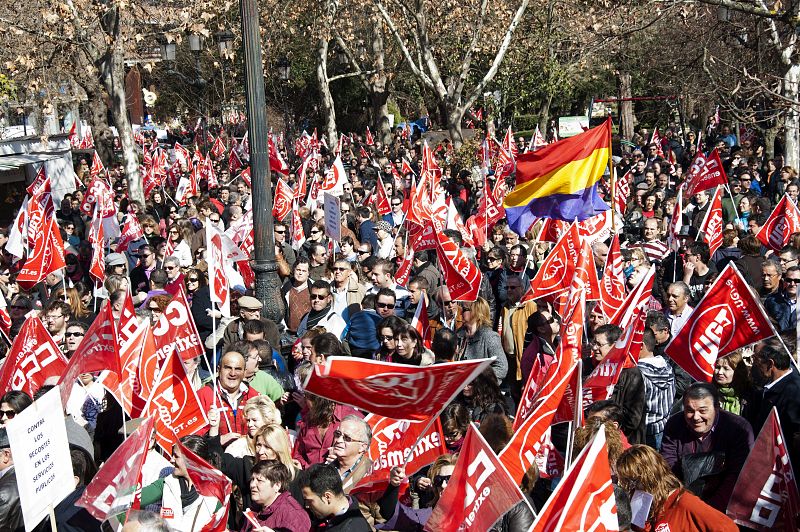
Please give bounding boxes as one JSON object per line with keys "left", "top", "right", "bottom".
{"left": 216, "top": 30, "right": 235, "bottom": 56}
{"left": 277, "top": 57, "right": 291, "bottom": 82}
{"left": 240, "top": 0, "right": 284, "bottom": 322}
{"left": 188, "top": 34, "right": 203, "bottom": 53}
{"left": 160, "top": 41, "right": 177, "bottom": 62}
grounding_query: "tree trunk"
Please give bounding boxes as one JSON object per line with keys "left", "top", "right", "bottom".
{"left": 447, "top": 108, "right": 465, "bottom": 147}
{"left": 538, "top": 94, "right": 552, "bottom": 133}
{"left": 101, "top": 46, "right": 142, "bottom": 203}
{"left": 618, "top": 71, "right": 634, "bottom": 145}
{"left": 783, "top": 63, "right": 800, "bottom": 168}
{"left": 82, "top": 86, "right": 115, "bottom": 166}
{"left": 370, "top": 28, "right": 392, "bottom": 143}
{"left": 764, "top": 125, "right": 778, "bottom": 160}
{"left": 316, "top": 36, "right": 338, "bottom": 148}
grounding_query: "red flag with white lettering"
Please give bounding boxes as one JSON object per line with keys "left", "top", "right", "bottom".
{"left": 144, "top": 347, "right": 209, "bottom": 453}
{"left": 0, "top": 317, "right": 68, "bottom": 397}
{"left": 434, "top": 231, "right": 482, "bottom": 302}
{"left": 88, "top": 205, "right": 106, "bottom": 285}
{"left": 16, "top": 192, "right": 66, "bottom": 291}
{"left": 211, "top": 136, "right": 226, "bottom": 160}
{"left": 700, "top": 187, "right": 725, "bottom": 256}
{"left": 726, "top": 408, "right": 800, "bottom": 531}
{"left": 529, "top": 425, "right": 618, "bottom": 531}
{"left": 684, "top": 148, "right": 728, "bottom": 196}
{"left": 528, "top": 222, "right": 581, "bottom": 299}
{"left": 58, "top": 300, "right": 121, "bottom": 407}
{"left": 665, "top": 263, "right": 776, "bottom": 382}
{"left": 426, "top": 424, "right": 527, "bottom": 532}
{"left": 410, "top": 295, "right": 432, "bottom": 349}
{"left": 272, "top": 178, "right": 294, "bottom": 222}
{"left": 99, "top": 318, "right": 153, "bottom": 418}
{"left": 600, "top": 234, "right": 626, "bottom": 320}
{"left": 304, "top": 357, "right": 492, "bottom": 421}
{"left": 615, "top": 169, "right": 631, "bottom": 215}
{"left": 394, "top": 247, "right": 414, "bottom": 287}
{"left": 756, "top": 194, "right": 800, "bottom": 252}
{"left": 152, "top": 288, "right": 206, "bottom": 362}
{"left": 609, "top": 264, "right": 655, "bottom": 331}
{"left": 375, "top": 177, "right": 392, "bottom": 216}
{"left": 178, "top": 440, "right": 233, "bottom": 532}
{"left": 76, "top": 416, "right": 155, "bottom": 521}
{"left": 27, "top": 165, "right": 50, "bottom": 196}
{"left": 500, "top": 362, "right": 579, "bottom": 483}
{"left": 352, "top": 416, "right": 446, "bottom": 496}
{"left": 116, "top": 214, "right": 144, "bottom": 253}
{"left": 206, "top": 223, "right": 231, "bottom": 317}
{"left": 320, "top": 154, "right": 347, "bottom": 196}
{"left": 228, "top": 149, "right": 243, "bottom": 175}
{"left": 365, "top": 127, "right": 375, "bottom": 146}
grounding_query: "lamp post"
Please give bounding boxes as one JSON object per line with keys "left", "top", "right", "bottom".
{"left": 277, "top": 56, "right": 291, "bottom": 156}
{"left": 240, "top": 0, "right": 284, "bottom": 322}
{"left": 216, "top": 30, "right": 235, "bottom": 139}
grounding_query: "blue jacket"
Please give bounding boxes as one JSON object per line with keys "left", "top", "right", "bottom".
{"left": 359, "top": 220, "right": 379, "bottom": 253}
{"left": 764, "top": 289, "right": 796, "bottom": 332}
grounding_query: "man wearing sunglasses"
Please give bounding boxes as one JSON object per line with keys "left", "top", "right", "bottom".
{"left": 325, "top": 415, "right": 372, "bottom": 492}
{"left": 764, "top": 266, "right": 800, "bottom": 332}
{"left": 0, "top": 427, "right": 23, "bottom": 531}
{"left": 296, "top": 281, "right": 346, "bottom": 339}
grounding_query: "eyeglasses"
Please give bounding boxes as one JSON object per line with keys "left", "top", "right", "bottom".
{"left": 46, "top": 314, "right": 63, "bottom": 320}
{"left": 64, "top": 332, "right": 85, "bottom": 338}
{"left": 0, "top": 410, "right": 15, "bottom": 420}
{"left": 141, "top": 253, "right": 153, "bottom": 259}
{"left": 433, "top": 474, "right": 451, "bottom": 487}
{"left": 332, "top": 267, "right": 347, "bottom": 272}
{"left": 210, "top": 218, "right": 221, "bottom": 223}
{"left": 332, "top": 430, "right": 365, "bottom": 444}
{"left": 380, "top": 335, "right": 395, "bottom": 342}
{"left": 186, "top": 278, "right": 200, "bottom": 283}
{"left": 358, "top": 250, "right": 370, "bottom": 255}
{"left": 376, "top": 302, "right": 394, "bottom": 309}
{"left": 165, "top": 266, "right": 176, "bottom": 271}
{"left": 785, "top": 278, "right": 800, "bottom": 284}
{"left": 310, "top": 230, "right": 321, "bottom": 235}
{"left": 310, "top": 294, "right": 328, "bottom": 301}
{"left": 590, "top": 341, "right": 610, "bottom": 348}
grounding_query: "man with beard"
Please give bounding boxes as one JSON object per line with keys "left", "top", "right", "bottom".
{"left": 297, "top": 281, "right": 346, "bottom": 339}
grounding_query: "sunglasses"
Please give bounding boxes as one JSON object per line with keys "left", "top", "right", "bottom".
{"left": 376, "top": 302, "right": 394, "bottom": 309}
{"left": 332, "top": 430, "right": 364, "bottom": 444}
{"left": 274, "top": 229, "right": 286, "bottom": 234}
{"left": 165, "top": 266, "right": 176, "bottom": 271}
{"left": 332, "top": 267, "right": 347, "bottom": 272}
{"left": 433, "top": 474, "right": 451, "bottom": 487}
{"left": 380, "top": 335, "right": 395, "bottom": 342}
{"left": 0, "top": 410, "right": 15, "bottom": 420}
{"left": 148, "top": 306, "right": 161, "bottom": 312}
{"left": 310, "top": 230, "right": 321, "bottom": 234}
{"left": 187, "top": 278, "right": 200, "bottom": 282}
{"left": 358, "top": 250, "right": 370, "bottom": 254}
{"left": 310, "top": 294, "right": 328, "bottom": 301}
{"left": 64, "top": 332, "right": 85, "bottom": 338}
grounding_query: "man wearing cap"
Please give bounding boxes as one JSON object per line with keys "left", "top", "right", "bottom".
{"left": 105, "top": 252, "right": 129, "bottom": 277}
{"left": 215, "top": 296, "right": 281, "bottom": 352}
{"left": 374, "top": 221, "right": 394, "bottom": 259}
{"left": 0, "top": 427, "right": 23, "bottom": 531}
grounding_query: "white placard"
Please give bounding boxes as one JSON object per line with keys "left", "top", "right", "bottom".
{"left": 324, "top": 193, "right": 342, "bottom": 242}
{"left": 6, "top": 386, "right": 73, "bottom": 532}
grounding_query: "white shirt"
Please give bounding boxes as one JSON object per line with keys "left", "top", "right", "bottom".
{"left": 666, "top": 306, "right": 693, "bottom": 338}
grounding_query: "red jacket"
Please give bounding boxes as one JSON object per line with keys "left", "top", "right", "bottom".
{"left": 292, "top": 404, "right": 362, "bottom": 468}
{"left": 242, "top": 491, "right": 311, "bottom": 532}
{"left": 197, "top": 382, "right": 260, "bottom": 436}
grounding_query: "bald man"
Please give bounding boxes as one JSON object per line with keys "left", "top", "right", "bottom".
{"left": 197, "top": 349, "right": 261, "bottom": 437}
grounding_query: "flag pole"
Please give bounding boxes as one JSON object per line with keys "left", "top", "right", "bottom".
{"left": 724, "top": 183, "right": 741, "bottom": 222}
{"left": 211, "top": 301, "right": 218, "bottom": 408}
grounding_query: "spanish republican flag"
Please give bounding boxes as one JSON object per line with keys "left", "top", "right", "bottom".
{"left": 504, "top": 118, "right": 611, "bottom": 235}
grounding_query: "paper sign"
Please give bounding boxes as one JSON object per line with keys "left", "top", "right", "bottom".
{"left": 6, "top": 386, "right": 73, "bottom": 532}
{"left": 630, "top": 490, "right": 654, "bottom": 529}
{"left": 324, "top": 193, "right": 342, "bottom": 242}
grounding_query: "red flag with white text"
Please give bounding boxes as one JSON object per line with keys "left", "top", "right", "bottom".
{"left": 320, "top": 154, "right": 347, "bottom": 196}
{"left": 700, "top": 187, "right": 724, "bottom": 256}
{"left": 664, "top": 263, "right": 776, "bottom": 382}
{"left": 599, "top": 234, "right": 626, "bottom": 320}
{"left": 375, "top": 177, "right": 392, "bottom": 216}
{"left": 0, "top": 317, "right": 67, "bottom": 397}
{"left": 756, "top": 194, "right": 800, "bottom": 252}
{"left": 304, "top": 357, "right": 492, "bottom": 421}
{"left": 726, "top": 408, "right": 800, "bottom": 531}
{"left": 88, "top": 205, "right": 106, "bottom": 285}
{"left": 529, "top": 425, "right": 618, "bottom": 531}
{"left": 272, "top": 178, "right": 294, "bottom": 222}
{"left": 77, "top": 417, "right": 155, "bottom": 521}
{"left": 434, "top": 231, "right": 482, "bottom": 302}
{"left": 426, "top": 424, "right": 526, "bottom": 532}
{"left": 684, "top": 148, "right": 727, "bottom": 196}
{"left": 206, "top": 224, "right": 231, "bottom": 317}
{"left": 178, "top": 440, "right": 233, "bottom": 532}
{"left": 116, "top": 214, "right": 144, "bottom": 253}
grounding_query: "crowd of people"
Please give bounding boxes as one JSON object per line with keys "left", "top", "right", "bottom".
{"left": 0, "top": 117, "right": 797, "bottom": 532}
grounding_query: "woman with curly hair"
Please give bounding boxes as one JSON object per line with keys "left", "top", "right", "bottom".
{"left": 616, "top": 445, "right": 737, "bottom": 531}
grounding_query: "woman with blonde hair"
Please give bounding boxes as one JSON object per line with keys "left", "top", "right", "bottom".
{"left": 222, "top": 396, "right": 282, "bottom": 458}
{"left": 253, "top": 424, "right": 301, "bottom": 480}
{"left": 616, "top": 445, "right": 737, "bottom": 531}
{"left": 50, "top": 286, "right": 94, "bottom": 325}
{"left": 456, "top": 297, "right": 508, "bottom": 384}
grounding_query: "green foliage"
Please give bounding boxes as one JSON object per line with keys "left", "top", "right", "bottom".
{"left": 513, "top": 114, "right": 539, "bottom": 130}
{"left": 0, "top": 74, "right": 16, "bottom": 101}
{"left": 387, "top": 99, "right": 403, "bottom": 125}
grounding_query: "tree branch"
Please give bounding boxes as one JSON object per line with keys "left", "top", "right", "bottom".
{"left": 372, "top": 0, "right": 435, "bottom": 90}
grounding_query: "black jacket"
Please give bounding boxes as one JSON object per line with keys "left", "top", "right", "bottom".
{"left": 0, "top": 467, "right": 23, "bottom": 532}
{"left": 754, "top": 370, "right": 800, "bottom": 479}
{"left": 313, "top": 496, "right": 371, "bottom": 531}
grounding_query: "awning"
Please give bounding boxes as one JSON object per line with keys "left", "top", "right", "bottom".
{"left": 0, "top": 151, "right": 71, "bottom": 171}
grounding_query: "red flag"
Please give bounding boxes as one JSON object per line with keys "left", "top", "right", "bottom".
{"left": 684, "top": 148, "right": 728, "bottom": 196}
{"left": 503, "top": 126, "right": 518, "bottom": 159}
{"left": 143, "top": 346, "right": 209, "bottom": 452}
{"left": 394, "top": 246, "right": 414, "bottom": 287}
{"left": 757, "top": 194, "right": 800, "bottom": 252}
{"left": 583, "top": 305, "right": 647, "bottom": 405}
{"left": 152, "top": 288, "right": 206, "bottom": 362}
{"left": 88, "top": 205, "right": 106, "bottom": 285}
{"left": 210, "top": 136, "right": 226, "bottom": 159}
{"left": 268, "top": 136, "right": 290, "bottom": 176}
{"left": 609, "top": 264, "right": 655, "bottom": 330}
{"left": 291, "top": 200, "right": 306, "bottom": 250}
{"left": 0, "top": 317, "right": 68, "bottom": 397}
{"left": 401, "top": 159, "right": 415, "bottom": 176}
{"left": 650, "top": 126, "right": 665, "bottom": 158}
{"left": 425, "top": 424, "right": 526, "bottom": 532}
{"left": 99, "top": 318, "right": 152, "bottom": 418}
{"left": 434, "top": 231, "right": 482, "bottom": 302}
{"left": 700, "top": 187, "right": 725, "bottom": 256}
{"left": 76, "top": 417, "right": 155, "bottom": 521}
{"left": 27, "top": 165, "right": 50, "bottom": 196}
{"left": 303, "top": 357, "right": 493, "bottom": 420}
{"left": 16, "top": 193, "right": 66, "bottom": 291}
{"left": 599, "top": 234, "right": 626, "bottom": 320}
{"left": 727, "top": 408, "right": 800, "bottom": 530}
{"left": 615, "top": 169, "right": 631, "bottom": 214}
{"left": 665, "top": 263, "right": 776, "bottom": 382}
{"left": 320, "top": 154, "right": 347, "bottom": 196}
{"left": 116, "top": 214, "right": 144, "bottom": 253}
{"left": 90, "top": 151, "right": 106, "bottom": 179}
{"left": 272, "top": 178, "right": 294, "bottom": 221}
{"left": 228, "top": 149, "right": 243, "bottom": 175}
{"left": 177, "top": 440, "right": 233, "bottom": 532}
{"left": 58, "top": 300, "right": 121, "bottom": 407}
{"left": 410, "top": 295, "right": 432, "bottom": 349}
{"left": 500, "top": 362, "right": 579, "bottom": 483}
{"left": 528, "top": 222, "right": 582, "bottom": 299}
{"left": 375, "top": 177, "right": 392, "bottom": 216}
{"left": 537, "top": 210, "right": 615, "bottom": 247}
{"left": 206, "top": 223, "right": 231, "bottom": 317}
{"left": 365, "top": 126, "right": 375, "bottom": 146}
{"left": 0, "top": 292, "right": 11, "bottom": 337}
{"left": 352, "top": 416, "right": 446, "bottom": 496}
{"left": 295, "top": 153, "right": 311, "bottom": 200}
{"left": 529, "top": 425, "right": 618, "bottom": 531}
{"left": 239, "top": 166, "right": 251, "bottom": 188}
